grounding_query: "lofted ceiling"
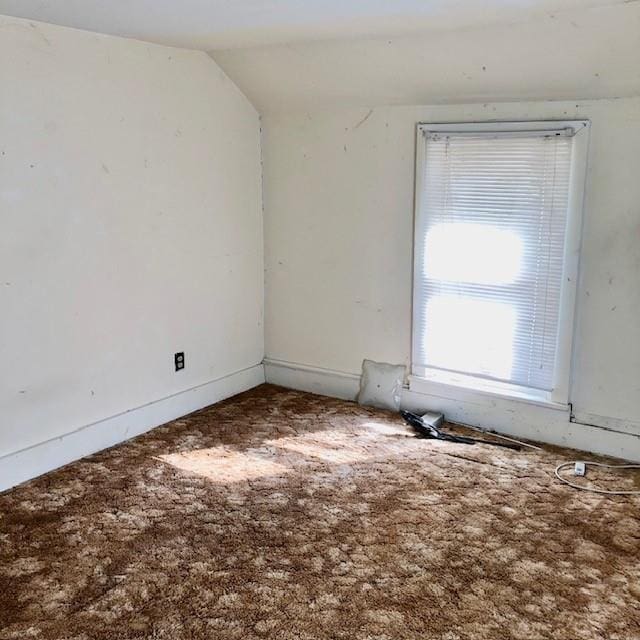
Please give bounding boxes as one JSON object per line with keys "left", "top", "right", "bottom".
{"left": 1, "top": 1, "right": 638, "bottom": 112}
{"left": 212, "top": 2, "right": 640, "bottom": 111}
{"left": 0, "top": 0, "right": 633, "bottom": 50}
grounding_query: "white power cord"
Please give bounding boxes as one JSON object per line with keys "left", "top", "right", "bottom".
{"left": 459, "top": 422, "right": 543, "bottom": 451}
{"left": 555, "top": 461, "right": 640, "bottom": 495}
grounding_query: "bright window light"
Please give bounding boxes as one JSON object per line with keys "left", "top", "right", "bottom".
{"left": 413, "top": 123, "right": 583, "bottom": 393}
{"left": 424, "top": 295, "right": 516, "bottom": 380}
{"left": 424, "top": 223, "right": 523, "bottom": 285}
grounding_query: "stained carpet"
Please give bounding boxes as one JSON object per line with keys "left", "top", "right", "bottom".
{"left": 1, "top": 384, "right": 639, "bottom": 639}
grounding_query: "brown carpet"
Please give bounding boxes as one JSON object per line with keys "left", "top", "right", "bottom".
{"left": 1, "top": 384, "right": 639, "bottom": 640}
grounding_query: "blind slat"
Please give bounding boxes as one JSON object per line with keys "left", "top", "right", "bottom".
{"left": 414, "top": 132, "right": 573, "bottom": 391}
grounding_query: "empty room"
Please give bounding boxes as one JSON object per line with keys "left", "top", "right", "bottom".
{"left": 1, "top": 1, "right": 639, "bottom": 638}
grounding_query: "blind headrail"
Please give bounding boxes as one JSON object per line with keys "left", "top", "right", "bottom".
{"left": 425, "top": 127, "right": 577, "bottom": 140}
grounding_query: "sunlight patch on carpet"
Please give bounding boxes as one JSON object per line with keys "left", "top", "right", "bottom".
{"left": 157, "top": 446, "right": 291, "bottom": 482}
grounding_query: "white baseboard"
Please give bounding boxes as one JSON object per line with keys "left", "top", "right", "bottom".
{"left": 264, "top": 358, "right": 360, "bottom": 400}
{"left": 0, "top": 364, "right": 265, "bottom": 493}
{"left": 571, "top": 410, "right": 640, "bottom": 436}
{"left": 264, "top": 358, "right": 640, "bottom": 462}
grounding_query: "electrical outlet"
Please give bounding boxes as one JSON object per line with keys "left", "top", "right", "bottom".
{"left": 174, "top": 352, "right": 185, "bottom": 371}
{"left": 574, "top": 461, "right": 586, "bottom": 477}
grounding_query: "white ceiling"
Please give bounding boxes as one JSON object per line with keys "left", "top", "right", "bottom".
{"left": 212, "top": 2, "right": 640, "bottom": 112}
{"left": 1, "top": 1, "right": 637, "bottom": 112}
{"left": 0, "top": 0, "right": 631, "bottom": 50}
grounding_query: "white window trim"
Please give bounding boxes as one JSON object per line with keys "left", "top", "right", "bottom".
{"left": 411, "top": 120, "right": 590, "bottom": 407}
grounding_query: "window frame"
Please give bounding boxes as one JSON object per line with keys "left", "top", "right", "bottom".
{"left": 411, "top": 120, "right": 590, "bottom": 407}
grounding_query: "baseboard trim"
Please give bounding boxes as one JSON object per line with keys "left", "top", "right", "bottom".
{"left": 0, "top": 364, "right": 265, "bottom": 492}
{"left": 264, "top": 358, "right": 360, "bottom": 400}
{"left": 571, "top": 410, "right": 640, "bottom": 436}
{"left": 264, "top": 358, "right": 640, "bottom": 462}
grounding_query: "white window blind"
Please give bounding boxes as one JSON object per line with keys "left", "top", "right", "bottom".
{"left": 413, "top": 127, "right": 575, "bottom": 392}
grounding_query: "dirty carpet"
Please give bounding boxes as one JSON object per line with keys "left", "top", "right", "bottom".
{"left": 1, "top": 384, "right": 639, "bottom": 639}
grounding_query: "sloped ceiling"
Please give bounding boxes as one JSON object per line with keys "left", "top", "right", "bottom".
{"left": 211, "top": 3, "right": 640, "bottom": 112}
{"left": 1, "top": 1, "right": 638, "bottom": 111}
{"left": 0, "top": 0, "right": 632, "bottom": 50}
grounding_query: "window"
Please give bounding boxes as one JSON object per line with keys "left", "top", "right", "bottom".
{"left": 412, "top": 121, "right": 589, "bottom": 405}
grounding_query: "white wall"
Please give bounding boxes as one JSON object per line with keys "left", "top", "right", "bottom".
{"left": 0, "top": 16, "right": 264, "bottom": 463}
{"left": 262, "top": 97, "right": 640, "bottom": 455}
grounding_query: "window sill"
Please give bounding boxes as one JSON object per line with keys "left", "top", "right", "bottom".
{"left": 408, "top": 370, "right": 570, "bottom": 412}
